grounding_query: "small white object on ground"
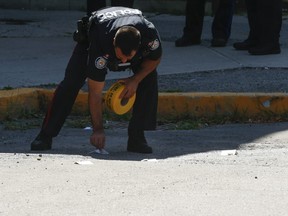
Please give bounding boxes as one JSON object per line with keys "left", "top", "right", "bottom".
{"left": 220, "top": 149, "right": 237, "bottom": 156}
{"left": 141, "top": 158, "right": 158, "bottom": 162}
{"left": 75, "top": 160, "right": 94, "bottom": 165}
{"left": 83, "top": 127, "right": 92, "bottom": 130}
{"left": 89, "top": 149, "right": 109, "bottom": 155}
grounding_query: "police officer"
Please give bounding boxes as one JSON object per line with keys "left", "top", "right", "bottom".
{"left": 233, "top": 0, "right": 282, "bottom": 55}
{"left": 30, "top": 7, "right": 162, "bottom": 154}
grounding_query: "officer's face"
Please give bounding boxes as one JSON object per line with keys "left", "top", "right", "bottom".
{"left": 114, "top": 47, "right": 137, "bottom": 63}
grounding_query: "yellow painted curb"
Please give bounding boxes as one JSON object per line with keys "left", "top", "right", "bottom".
{"left": 158, "top": 92, "right": 288, "bottom": 119}
{"left": 0, "top": 88, "right": 40, "bottom": 120}
{"left": 1, "top": 88, "right": 288, "bottom": 120}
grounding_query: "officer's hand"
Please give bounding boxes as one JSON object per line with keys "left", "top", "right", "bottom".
{"left": 118, "top": 77, "right": 138, "bottom": 99}
{"left": 90, "top": 129, "right": 105, "bottom": 149}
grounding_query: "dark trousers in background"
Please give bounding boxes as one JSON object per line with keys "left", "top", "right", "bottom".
{"left": 245, "top": 0, "right": 282, "bottom": 46}
{"left": 87, "top": 0, "right": 134, "bottom": 15}
{"left": 41, "top": 43, "right": 158, "bottom": 137}
{"left": 184, "top": 0, "right": 235, "bottom": 41}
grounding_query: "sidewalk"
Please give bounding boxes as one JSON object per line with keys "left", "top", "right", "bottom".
{"left": 1, "top": 9, "right": 288, "bottom": 120}
{"left": 1, "top": 9, "right": 288, "bottom": 86}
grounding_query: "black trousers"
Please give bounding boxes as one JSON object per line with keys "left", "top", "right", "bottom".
{"left": 183, "top": 0, "right": 234, "bottom": 40}
{"left": 245, "top": 0, "right": 282, "bottom": 46}
{"left": 41, "top": 43, "right": 158, "bottom": 137}
{"left": 87, "top": 0, "right": 134, "bottom": 15}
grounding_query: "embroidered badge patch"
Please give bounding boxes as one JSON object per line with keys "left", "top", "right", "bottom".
{"left": 148, "top": 39, "right": 160, "bottom": 51}
{"left": 95, "top": 56, "right": 107, "bottom": 69}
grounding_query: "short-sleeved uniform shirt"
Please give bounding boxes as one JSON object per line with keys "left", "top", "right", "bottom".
{"left": 87, "top": 7, "right": 162, "bottom": 82}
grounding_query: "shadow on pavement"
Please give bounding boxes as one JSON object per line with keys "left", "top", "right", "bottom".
{"left": 1, "top": 122, "right": 288, "bottom": 161}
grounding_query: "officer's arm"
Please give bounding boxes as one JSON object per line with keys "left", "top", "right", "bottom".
{"left": 134, "top": 58, "right": 161, "bottom": 83}
{"left": 119, "top": 57, "right": 161, "bottom": 99}
{"left": 87, "top": 78, "right": 106, "bottom": 149}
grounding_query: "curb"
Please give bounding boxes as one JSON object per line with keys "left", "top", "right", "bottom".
{"left": 1, "top": 88, "right": 288, "bottom": 121}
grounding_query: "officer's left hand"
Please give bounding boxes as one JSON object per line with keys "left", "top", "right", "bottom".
{"left": 118, "top": 77, "right": 138, "bottom": 99}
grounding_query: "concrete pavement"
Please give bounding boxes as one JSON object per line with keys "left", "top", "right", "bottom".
{"left": 1, "top": 116, "right": 288, "bottom": 216}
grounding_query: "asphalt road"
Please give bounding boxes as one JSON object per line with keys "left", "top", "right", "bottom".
{"left": 1, "top": 122, "right": 288, "bottom": 215}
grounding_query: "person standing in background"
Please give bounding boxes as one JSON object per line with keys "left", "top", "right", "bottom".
{"left": 87, "top": 0, "right": 134, "bottom": 15}
{"left": 110, "top": 0, "right": 134, "bottom": 7}
{"left": 233, "top": 0, "right": 282, "bottom": 55}
{"left": 175, "top": 0, "right": 235, "bottom": 47}
{"left": 87, "top": 0, "right": 106, "bottom": 15}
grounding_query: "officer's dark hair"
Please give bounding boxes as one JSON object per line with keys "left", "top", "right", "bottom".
{"left": 114, "top": 26, "right": 141, "bottom": 56}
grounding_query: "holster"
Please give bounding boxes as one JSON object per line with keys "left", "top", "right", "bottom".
{"left": 73, "top": 16, "right": 89, "bottom": 43}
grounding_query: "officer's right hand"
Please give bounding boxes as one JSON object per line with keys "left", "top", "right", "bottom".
{"left": 118, "top": 77, "right": 138, "bottom": 99}
{"left": 90, "top": 129, "right": 106, "bottom": 149}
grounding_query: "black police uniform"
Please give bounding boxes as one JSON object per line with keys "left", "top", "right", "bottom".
{"left": 40, "top": 7, "right": 162, "bottom": 141}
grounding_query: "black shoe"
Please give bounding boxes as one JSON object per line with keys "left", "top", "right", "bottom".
{"left": 31, "top": 132, "right": 52, "bottom": 151}
{"left": 127, "top": 141, "right": 152, "bottom": 154}
{"left": 175, "top": 36, "right": 201, "bottom": 47}
{"left": 127, "top": 129, "right": 152, "bottom": 154}
{"left": 233, "top": 40, "right": 255, "bottom": 50}
{"left": 248, "top": 44, "right": 281, "bottom": 55}
{"left": 211, "top": 38, "right": 227, "bottom": 47}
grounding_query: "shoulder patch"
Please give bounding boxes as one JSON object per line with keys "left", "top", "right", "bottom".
{"left": 148, "top": 39, "right": 160, "bottom": 51}
{"left": 95, "top": 56, "right": 107, "bottom": 69}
